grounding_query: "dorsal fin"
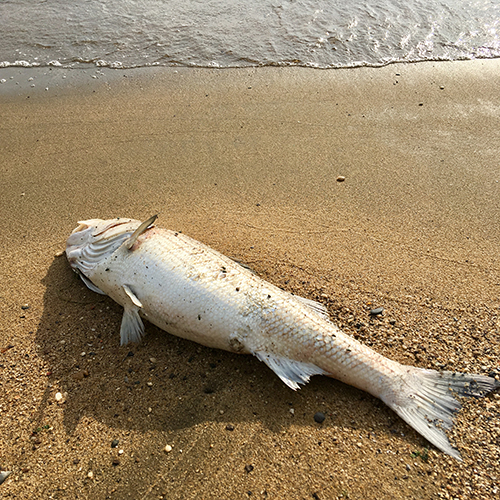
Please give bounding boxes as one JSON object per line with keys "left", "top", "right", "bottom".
{"left": 124, "top": 214, "right": 158, "bottom": 250}
{"left": 294, "top": 295, "right": 330, "bottom": 321}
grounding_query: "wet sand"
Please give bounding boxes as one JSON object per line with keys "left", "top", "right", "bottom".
{"left": 0, "top": 60, "right": 499, "bottom": 499}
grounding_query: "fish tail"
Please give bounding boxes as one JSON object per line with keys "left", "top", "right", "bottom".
{"left": 381, "top": 367, "right": 499, "bottom": 459}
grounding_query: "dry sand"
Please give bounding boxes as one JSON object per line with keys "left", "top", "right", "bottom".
{"left": 0, "top": 60, "right": 499, "bottom": 499}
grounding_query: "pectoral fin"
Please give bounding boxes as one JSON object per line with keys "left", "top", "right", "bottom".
{"left": 120, "top": 284, "right": 144, "bottom": 345}
{"left": 253, "top": 351, "right": 326, "bottom": 390}
{"left": 124, "top": 214, "right": 157, "bottom": 250}
{"left": 79, "top": 273, "right": 107, "bottom": 295}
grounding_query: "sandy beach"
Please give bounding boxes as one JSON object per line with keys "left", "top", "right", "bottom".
{"left": 1, "top": 60, "right": 499, "bottom": 499}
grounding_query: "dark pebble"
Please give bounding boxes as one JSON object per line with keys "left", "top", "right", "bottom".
{"left": 112, "top": 459, "right": 120, "bottom": 466}
{"left": 21, "top": 305, "right": 30, "bottom": 310}
{"left": 226, "top": 424, "right": 235, "bottom": 431}
{"left": 127, "top": 351, "right": 134, "bottom": 357}
{"left": 314, "top": 412, "right": 326, "bottom": 423}
{"left": 111, "top": 439, "right": 119, "bottom": 448}
{"left": 370, "top": 307, "right": 384, "bottom": 315}
{"left": 73, "top": 459, "right": 80, "bottom": 465}
{"left": 244, "top": 464, "right": 254, "bottom": 473}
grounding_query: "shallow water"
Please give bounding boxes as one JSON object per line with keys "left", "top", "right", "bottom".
{"left": 1, "top": 0, "right": 499, "bottom": 69}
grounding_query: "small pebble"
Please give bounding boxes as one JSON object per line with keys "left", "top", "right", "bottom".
{"left": 244, "top": 464, "right": 254, "bottom": 473}
{"left": 112, "top": 459, "right": 120, "bottom": 466}
{"left": 336, "top": 176, "right": 346, "bottom": 182}
{"left": 289, "top": 408, "right": 295, "bottom": 416}
{"left": 314, "top": 412, "right": 326, "bottom": 423}
{"left": 164, "top": 444, "right": 172, "bottom": 452}
{"left": 118, "top": 449, "right": 124, "bottom": 455}
{"left": 226, "top": 424, "right": 235, "bottom": 431}
{"left": 147, "top": 381, "right": 153, "bottom": 386}
{"left": 87, "top": 471, "right": 94, "bottom": 479}
{"left": 0, "top": 471, "right": 12, "bottom": 485}
{"left": 149, "top": 357, "right": 157, "bottom": 363}
{"left": 370, "top": 307, "right": 384, "bottom": 316}
{"left": 21, "top": 304, "right": 30, "bottom": 310}
{"left": 55, "top": 392, "right": 63, "bottom": 402}
{"left": 111, "top": 439, "right": 119, "bottom": 448}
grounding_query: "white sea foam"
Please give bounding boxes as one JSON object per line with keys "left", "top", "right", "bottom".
{"left": 0, "top": 0, "right": 499, "bottom": 70}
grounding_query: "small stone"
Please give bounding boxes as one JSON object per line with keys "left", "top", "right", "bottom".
{"left": 336, "top": 176, "right": 346, "bottom": 182}
{"left": 112, "top": 459, "right": 120, "bottom": 466}
{"left": 87, "top": 471, "right": 94, "bottom": 479}
{"left": 226, "top": 424, "right": 235, "bottom": 431}
{"left": 164, "top": 445, "right": 172, "bottom": 453}
{"left": 244, "top": 464, "right": 254, "bottom": 473}
{"left": 21, "top": 304, "right": 30, "bottom": 310}
{"left": 73, "top": 459, "right": 80, "bottom": 465}
{"left": 370, "top": 307, "right": 384, "bottom": 316}
{"left": 314, "top": 412, "right": 326, "bottom": 423}
{"left": 149, "top": 357, "right": 157, "bottom": 363}
{"left": 439, "top": 86, "right": 445, "bottom": 90}
{"left": 55, "top": 392, "right": 63, "bottom": 402}
{"left": 118, "top": 449, "right": 124, "bottom": 455}
{"left": 147, "top": 381, "right": 153, "bottom": 386}
{"left": 289, "top": 408, "right": 295, "bottom": 416}
{"left": 406, "top": 464, "right": 411, "bottom": 471}
{"left": 0, "top": 471, "right": 12, "bottom": 485}
{"left": 111, "top": 439, "right": 119, "bottom": 448}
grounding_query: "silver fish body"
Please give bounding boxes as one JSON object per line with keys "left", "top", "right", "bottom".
{"left": 66, "top": 216, "right": 499, "bottom": 460}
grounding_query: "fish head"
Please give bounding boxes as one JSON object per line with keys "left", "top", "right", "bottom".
{"left": 66, "top": 218, "right": 142, "bottom": 277}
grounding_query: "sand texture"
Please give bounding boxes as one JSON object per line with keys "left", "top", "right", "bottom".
{"left": 0, "top": 60, "right": 499, "bottom": 499}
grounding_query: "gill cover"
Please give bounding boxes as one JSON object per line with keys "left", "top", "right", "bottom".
{"left": 65, "top": 216, "right": 157, "bottom": 292}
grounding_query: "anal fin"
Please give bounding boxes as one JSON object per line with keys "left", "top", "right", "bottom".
{"left": 254, "top": 351, "right": 326, "bottom": 390}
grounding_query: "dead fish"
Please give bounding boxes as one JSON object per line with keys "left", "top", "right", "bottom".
{"left": 66, "top": 215, "right": 499, "bottom": 460}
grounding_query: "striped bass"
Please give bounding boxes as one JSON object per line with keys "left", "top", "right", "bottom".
{"left": 66, "top": 215, "right": 498, "bottom": 459}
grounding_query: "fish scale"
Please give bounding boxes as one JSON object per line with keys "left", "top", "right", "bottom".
{"left": 66, "top": 215, "right": 499, "bottom": 460}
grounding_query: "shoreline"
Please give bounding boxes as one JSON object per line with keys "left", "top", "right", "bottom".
{"left": 1, "top": 60, "right": 499, "bottom": 499}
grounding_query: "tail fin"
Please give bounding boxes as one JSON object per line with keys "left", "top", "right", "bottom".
{"left": 381, "top": 368, "right": 499, "bottom": 460}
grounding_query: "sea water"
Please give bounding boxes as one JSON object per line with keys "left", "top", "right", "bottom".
{"left": 1, "top": 0, "right": 499, "bottom": 69}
